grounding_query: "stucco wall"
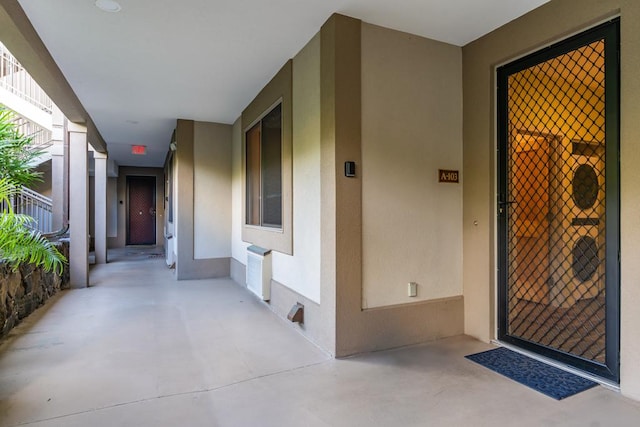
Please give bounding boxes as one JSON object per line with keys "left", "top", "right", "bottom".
{"left": 230, "top": 118, "right": 248, "bottom": 265}
{"left": 231, "top": 33, "right": 322, "bottom": 303}
{"left": 230, "top": 16, "right": 465, "bottom": 357}
{"left": 462, "top": 0, "right": 640, "bottom": 399}
{"left": 271, "top": 32, "right": 322, "bottom": 303}
{"left": 320, "top": 15, "right": 463, "bottom": 358}
{"left": 32, "top": 161, "right": 52, "bottom": 198}
{"left": 361, "top": 23, "right": 463, "bottom": 308}
{"left": 193, "top": 122, "right": 232, "bottom": 259}
{"left": 175, "top": 120, "right": 232, "bottom": 279}
{"left": 107, "top": 177, "right": 117, "bottom": 239}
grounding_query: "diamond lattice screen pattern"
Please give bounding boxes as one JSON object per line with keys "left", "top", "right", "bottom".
{"left": 506, "top": 39, "right": 606, "bottom": 363}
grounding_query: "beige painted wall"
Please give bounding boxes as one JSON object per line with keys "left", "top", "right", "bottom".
{"left": 361, "top": 23, "right": 463, "bottom": 308}
{"left": 193, "top": 122, "right": 232, "bottom": 259}
{"left": 230, "top": 15, "right": 464, "bottom": 357}
{"left": 107, "top": 177, "right": 117, "bottom": 238}
{"left": 462, "top": 0, "right": 640, "bottom": 399}
{"left": 321, "top": 15, "right": 464, "bottom": 357}
{"left": 32, "top": 161, "right": 52, "bottom": 197}
{"left": 174, "top": 119, "right": 231, "bottom": 279}
{"left": 231, "top": 33, "right": 322, "bottom": 303}
{"left": 272, "top": 32, "right": 322, "bottom": 303}
{"left": 174, "top": 123, "right": 187, "bottom": 271}
{"left": 230, "top": 118, "right": 249, "bottom": 264}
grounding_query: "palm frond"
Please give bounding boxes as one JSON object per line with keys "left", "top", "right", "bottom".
{"left": 0, "top": 108, "right": 67, "bottom": 274}
{"left": 0, "top": 107, "right": 43, "bottom": 187}
{"left": 0, "top": 178, "right": 16, "bottom": 212}
{"left": 0, "top": 213, "right": 65, "bottom": 274}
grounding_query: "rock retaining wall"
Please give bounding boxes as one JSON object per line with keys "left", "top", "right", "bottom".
{"left": 0, "top": 241, "right": 69, "bottom": 338}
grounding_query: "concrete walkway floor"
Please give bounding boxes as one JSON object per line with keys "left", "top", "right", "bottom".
{"left": 1, "top": 251, "right": 640, "bottom": 426}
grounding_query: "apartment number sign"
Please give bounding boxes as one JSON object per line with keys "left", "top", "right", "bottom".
{"left": 438, "top": 169, "right": 459, "bottom": 183}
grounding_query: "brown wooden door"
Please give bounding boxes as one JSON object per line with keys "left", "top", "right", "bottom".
{"left": 127, "top": 176, "right": 156, "bottom": 245}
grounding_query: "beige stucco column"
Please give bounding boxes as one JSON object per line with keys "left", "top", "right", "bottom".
{"left": 50, "top": 107, "right": 66, "bottom": 231}
{"left": 93, "top": 151, "right": 108, "bottom": 264}
{"left": 68, "top": 122, "right": 89, "bottom": 288}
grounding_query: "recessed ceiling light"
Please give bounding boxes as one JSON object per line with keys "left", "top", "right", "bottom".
{"left": 95, "top": 0, "right": 122, "bottom": 13}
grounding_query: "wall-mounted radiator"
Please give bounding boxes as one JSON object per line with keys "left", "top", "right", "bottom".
{"left": 246, "top": 245, "right": 272, "bottom": 301}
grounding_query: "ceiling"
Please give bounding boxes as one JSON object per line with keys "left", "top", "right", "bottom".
{"left": 16, "top": 0, "right": 549, "bottom": 168}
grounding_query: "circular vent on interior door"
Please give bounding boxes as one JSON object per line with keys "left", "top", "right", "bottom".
{"left": 572, "top": 164, "right": 599, "bottom": 210}
{"left": 572, "top": 236, "right": 599, "bottom": 282}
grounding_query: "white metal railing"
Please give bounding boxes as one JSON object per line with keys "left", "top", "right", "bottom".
{"left": 9, "top": 115, "right": 52, "bottom": 147}
{"left": 13, "top": 186, "right": 53, "bottom": 233}
{"left": 0, "top": 42, "right": 53, "bottom": 114}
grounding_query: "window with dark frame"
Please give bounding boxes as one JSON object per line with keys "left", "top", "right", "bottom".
{"left": 245, "top": 103, "right": 282, "bottom": 228}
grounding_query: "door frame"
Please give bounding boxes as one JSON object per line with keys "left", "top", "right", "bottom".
{"left": 126, "top": 175, "right": 157, "bottom": 246}
{"left": 496, "top": 19, "right": 620, "bottom": 382}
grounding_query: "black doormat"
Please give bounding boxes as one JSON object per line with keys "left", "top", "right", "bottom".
{"left": 465, "top": 347, "right": 598, "bottom": 400}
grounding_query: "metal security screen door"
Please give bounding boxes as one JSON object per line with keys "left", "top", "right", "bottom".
{"left": 497, "top": 20, "right": 620, "bottom": 382}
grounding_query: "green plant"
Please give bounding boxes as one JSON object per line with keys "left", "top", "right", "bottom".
{"left": 0, "top": 108, "right": 45, "bottom": 186}
{"left": 0, "top": 107, "right": 66, "bottom": 273}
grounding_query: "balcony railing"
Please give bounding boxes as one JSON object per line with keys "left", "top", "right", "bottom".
{"left": 13, "top": 114, "right": 53, "bottom": 148}
{"left": 16, "top": 186, "right": 53, "bottom": 234}
{"left": 9, "top": 115, "right": 52, "bottom": 148}
{"left": 0, "top": 42, "right": 53, "bottom": 114}
{"left": 2, "top": 186, "right": 54, "bottom": 234}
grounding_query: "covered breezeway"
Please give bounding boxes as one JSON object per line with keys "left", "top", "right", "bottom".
{"left": 1, "top": 250, "right": 640, "bottom": 426}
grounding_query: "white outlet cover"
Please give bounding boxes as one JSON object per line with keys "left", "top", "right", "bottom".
{"left": 408, "top": 282, "right": 417, "bottom": 297}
